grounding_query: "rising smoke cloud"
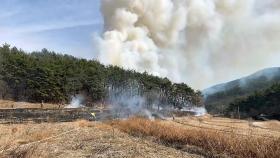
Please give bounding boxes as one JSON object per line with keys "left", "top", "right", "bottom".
{"left": 96, "top": 0, "right": 280, "bottom": 89}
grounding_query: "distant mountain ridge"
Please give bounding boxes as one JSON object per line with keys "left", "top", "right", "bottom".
{"left": 204, "top": 67, "right": 280, "bottom": 96}
{"left": 203, "top": 67, "right": 280, "bottom": 113}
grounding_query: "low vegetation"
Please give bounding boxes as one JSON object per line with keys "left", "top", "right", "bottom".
{"left": 110, "top": 118, "right": 280, "bottom": 158}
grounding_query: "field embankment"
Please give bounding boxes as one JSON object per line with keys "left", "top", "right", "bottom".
{"left": 0, "top": 100, "right": 64, "bottom": 109}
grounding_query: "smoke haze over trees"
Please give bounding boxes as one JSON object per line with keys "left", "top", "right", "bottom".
{"left": 0, "top": 44, "right": 202, "bottom": 109}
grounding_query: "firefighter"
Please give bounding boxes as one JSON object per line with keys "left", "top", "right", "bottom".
{"left": 41, "top": 100, "right": 44, "bottom": 109}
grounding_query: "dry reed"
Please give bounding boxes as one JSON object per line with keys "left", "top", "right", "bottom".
{"left": 110, "top": 118, "right": 280, "bottom": 158}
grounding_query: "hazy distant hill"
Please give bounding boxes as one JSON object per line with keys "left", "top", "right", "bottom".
{"left": 203, "top": 67, "right": 280, "bottom": 114}
{"left": 227, "top": 83, "right": 280, "bottom": 118}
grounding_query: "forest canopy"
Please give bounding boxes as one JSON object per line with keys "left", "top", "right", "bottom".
{"left": 0, "top": 44, "right": 202, "bottom": 108}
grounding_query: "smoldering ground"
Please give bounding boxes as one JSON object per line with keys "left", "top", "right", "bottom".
{"left": 104, "top": 81, "right": 206, "bottom": 120}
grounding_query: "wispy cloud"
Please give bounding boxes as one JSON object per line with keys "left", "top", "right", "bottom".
{"left": 3, "top": 20, "right": 102, "bottom": 34}
{"left": 0, "top": 0, "right": 102, "bottom": 58}
{"left": 0, "top": 10, "right": 20, "bottom": 19}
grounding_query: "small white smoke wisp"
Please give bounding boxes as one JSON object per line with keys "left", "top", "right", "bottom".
{"left": 193, "top": 107, "right": 207, "bottom": 116}
{"left": 96, "top": 0, "right": 280, "bottom": 89}
{"left": 181, "top": 106, "right": 207, "bottom": 116}
{"left": 142, "top": 109, "right": 155, "bottom": 120}
{"left": 66, "top": 95, "right": 85, "bottom": 108}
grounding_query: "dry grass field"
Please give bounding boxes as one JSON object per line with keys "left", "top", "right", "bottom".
{"left": 0, "top": 100, "right": 280, "bottom": 157}
{"left": 0, "top": 117, "right": 279, "bottom": 158}
{"left": 0, "top": 120, "right": 201, "bottom": 158}
{"left": 175, "top": 115, "right": 280, "bottom": 138}
{"left": 110, "top": 117, "right": 280, "bottom": 158}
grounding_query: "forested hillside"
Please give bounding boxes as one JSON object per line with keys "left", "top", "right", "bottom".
{"left": 204, "top": 67, "right": 280, "bottom": 114}
{"left": 226, "top": 83, "right": 280, "bottom": 118}
{"left": 0, "top": 44, "right": 202, "bottom": 108}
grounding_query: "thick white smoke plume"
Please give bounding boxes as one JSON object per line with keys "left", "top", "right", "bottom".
{"left": 96, "top": 0, "right": 280, "bottom": 89}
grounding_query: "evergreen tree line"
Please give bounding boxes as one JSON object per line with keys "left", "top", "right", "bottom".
{"left": 0, "top": 44, "right": 202, "bottom": 108}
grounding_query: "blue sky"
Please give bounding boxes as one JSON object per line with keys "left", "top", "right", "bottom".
{"left": 0, "top": 0, "right": 103, "bottom": 58}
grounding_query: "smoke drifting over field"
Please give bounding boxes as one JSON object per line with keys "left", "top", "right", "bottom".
{"left": 96, "top": 0, "right": 280, "bottom": 89}
{"left": 106, "top": 83, "right": 206, "bottom": 119}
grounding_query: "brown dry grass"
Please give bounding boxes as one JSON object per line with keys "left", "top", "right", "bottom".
{"left": 175, "top": 116, "right": 280, "bottom": 138}
{"left": 110, "top": 117, "right": 280, "bottom": 158}
{"left": 0, "top": 123, "right": 59, "bottom": 150}
{"left": 0, "top": 121, "right": 200, "bottom": 158}
{"left": 74, "top": 119, "right": 95, "bottom": 128}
